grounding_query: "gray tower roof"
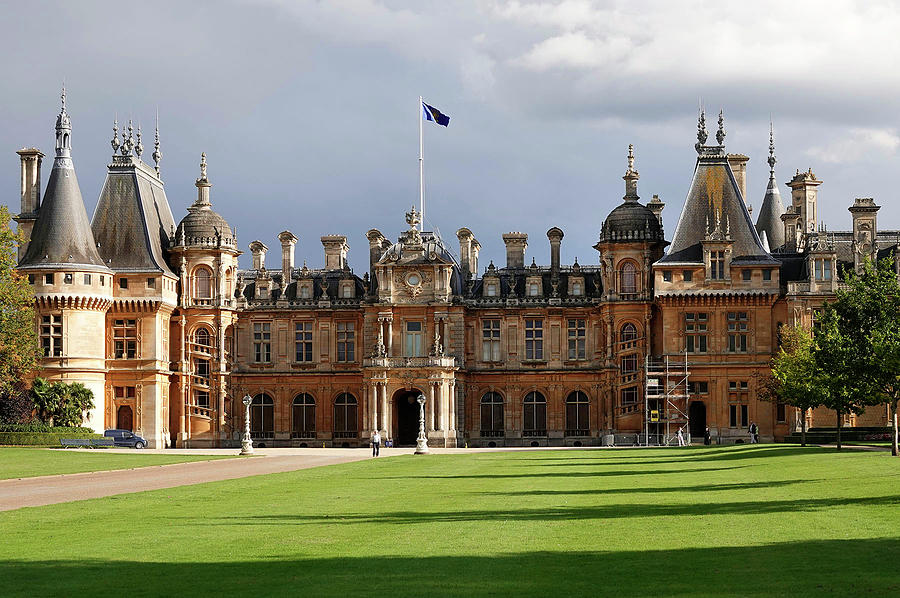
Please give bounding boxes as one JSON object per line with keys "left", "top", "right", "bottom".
{"left": 19, "top": 92, "right": 109, "bottom": 272}
{"left": 91, "top": 137, "right": 176, "bottom": 274}
{"left": 755, "top": 125, "right": 785, "bottom": 250}
{"left": 659, "top": 111, "right": 774, "bottom": 264}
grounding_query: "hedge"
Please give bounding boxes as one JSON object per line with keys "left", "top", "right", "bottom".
{"left": 0, "top": 431, "right": 102, "bottom": 446}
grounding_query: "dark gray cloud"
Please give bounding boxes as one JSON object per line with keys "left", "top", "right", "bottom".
{"left": 2, "top": 0, "right": 899, "bottom": 274}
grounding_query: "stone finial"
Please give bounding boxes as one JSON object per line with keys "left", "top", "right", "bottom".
{"left": 199, "top": 152, "right": 208, "bottom": 182}
{"left": 716, "top": 109, "right": 726, "bottom": 145}
{"left": 111, "top": 117, "right": 120, "bottom": 153}
{"left": 152, "top": 111, "right": 162, "bottom": 176}
{"left": 135, "top": 124, "right": 143, "bottom": 158}
{"left": 405, "top": 205, "right": 421, "bottom": 230}
{"left": 768, "top": 121, "right": 777, "bottom": 175}
{"left": 623, "top": 143, "right": 640, "bottom": 201}
{"left": 627, "top": 144, "right": 635, "bottom": 172}
{"left": 696, "top": 107, "right": 708, "bottom": 151}
{"left": 121, "top": 120, "right": 134, "bottom": 156}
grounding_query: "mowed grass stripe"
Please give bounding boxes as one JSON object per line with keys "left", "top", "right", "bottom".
{"left": 0, "top": 447, "right": 233, "bottom": 479}
{"left": 1, "top": 445, "right": 899, "bottom": 597}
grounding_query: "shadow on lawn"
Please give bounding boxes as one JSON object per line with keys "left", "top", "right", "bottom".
{"left": 372, "top": 466, "right": 742, "bottom": 481}
{"left": 505, "top": 446, "right": 824, "bottom": 466}
{"left": 6, "top": 538, "right": 900, "bottom": 597}
{"left": 201, "top": 494, "right": 900, "bottom": 526}
{"left": 480, "top": 479, "right": 819, "bottom": 497}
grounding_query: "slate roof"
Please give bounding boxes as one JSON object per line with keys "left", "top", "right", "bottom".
{"left": 660, "top": 151, "right": 775, "bottom": 264}
{"left": 18, "top": 116, "right": 109, "bottom": 272}
{"left": 91, "top": 157, "right": 176, "bottom": 274}
{"left": 755, "top": 172, "right": 785, "bottom": 250}
{"left": 598, "top": 201, "right": 666, "bottom": 244}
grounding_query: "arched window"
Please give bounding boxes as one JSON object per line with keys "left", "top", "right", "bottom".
{"left": 480, "top": 392, "right": 504, "bottom": 437}
{"left": 565, "top": 391, "right": 589, "bottom": 436}
{"left": 225, "top": 268, "right": 234, "bottom": 298}
{"left": 292, "top": 393, "right": 316, "bottom": 439}
{"left": 195, "top": 268, "right": 212, "bottom": 299}
{"left": 333, "top": 393, "right": 358, "bottom": 437}
{"left": 194, "top": 327, "right": 211, "bottom": 351}
{"left": 250, "top": 393, "right": 274, "bottom": 439}
{"left": 620, "top": 262, "right": 638, "bottom": 295}
{"left": 620, "top": 322, "right": 638, "bottom": 344}
{"left": 523, "top": 391, "right": 546, "bottom": 437}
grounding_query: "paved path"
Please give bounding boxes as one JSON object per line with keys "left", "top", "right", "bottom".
{"left": 0, "top": 451, "right": 383, "bottom": 512}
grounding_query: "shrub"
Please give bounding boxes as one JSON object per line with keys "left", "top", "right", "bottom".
{"left": 0, "top": 430, "right": 101, "bottom": 446}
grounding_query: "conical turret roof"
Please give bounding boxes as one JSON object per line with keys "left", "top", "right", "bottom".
{"left": 19, "top": 91, "right": 109, "bottom": 272}
{"left": 755, "top": 125, "right": 785, "bottom": 250}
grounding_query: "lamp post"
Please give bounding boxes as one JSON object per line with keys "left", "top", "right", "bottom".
{"left": 240, "top": 394, "right": 254, "bottom": 455}
{"left": 415, "top": 394, "right": 429, "bottom": 455}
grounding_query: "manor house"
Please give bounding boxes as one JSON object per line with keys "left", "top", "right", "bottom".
{"left": 13, "top": 94, "right": 898, "bottom": 448}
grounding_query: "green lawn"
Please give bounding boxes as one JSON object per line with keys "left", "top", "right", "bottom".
{"left": 2, "top": 445, "right": 899, "bottom": 597}
{"left": 0, "top": 448, "right": 232, "bottom": 479}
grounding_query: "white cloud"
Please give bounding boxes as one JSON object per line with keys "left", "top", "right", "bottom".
{"left": 806, "top": 127, "right": 900, "bottom": 163}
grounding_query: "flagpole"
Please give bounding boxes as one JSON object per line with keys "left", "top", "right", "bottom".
{"left": 419, "top": 95, "right": 425, "bottom": 232}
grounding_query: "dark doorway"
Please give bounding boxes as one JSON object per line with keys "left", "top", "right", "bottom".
{"left": 689, "top": 401, "right": 706, "bottom": 439}
{"left": 117, "top": 405, "right": 133, "bottom": 431}
{"left": 395, "top": 390, "right": 421, "bottom": 446}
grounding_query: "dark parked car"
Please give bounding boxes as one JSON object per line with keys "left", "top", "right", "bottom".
{"left": 104, "top": 429, "right": 147, "bottom": 449}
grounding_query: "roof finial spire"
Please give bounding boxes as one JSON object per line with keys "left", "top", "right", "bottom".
{"left": 767, "top": 120, "right": 777, "bottom": 176}
{"left": 111, "top": 116, "right": 119, "bottom": 154}
{"left": 121, "top": 119, "right": 133, "bottom": 156}
{"left": 623, "top": 143, "right": 640, "bottom": 201}
{"left": 716, "top": 109, "right": 726, "bottom": 145}
{"left": 200, "top": 152, "right": 208, "bottom": 181}
{"left": 152, "top": 110, "right": 162, "bottom": 177}
{"left": 134, "top": 123, "right": 143, "bottom": 159}
{"left": 627, "top": 143, "right": 635, "bottom": 172}
{"left": 54, "top": 84, "right": 72, "bottom": 160}
{"left": 695, "top": 106, "right": 708, "bottom": 153}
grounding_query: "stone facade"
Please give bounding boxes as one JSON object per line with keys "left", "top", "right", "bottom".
{"left": 13, "top": 99, "right": 900, "bottom": 448}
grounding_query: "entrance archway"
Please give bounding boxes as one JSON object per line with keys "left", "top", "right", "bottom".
{"left": 689, "top": 401, "right": 706, "bottom": 439}
{"left": 116, "top": 405, "right": 133, "bottom": 431}
{"left": 393, "top": 388, "right": 423, "bottom": 446}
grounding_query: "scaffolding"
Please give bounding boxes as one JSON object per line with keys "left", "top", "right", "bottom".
{"left": 644, "top": 353, "right": 690, "bottom": 446}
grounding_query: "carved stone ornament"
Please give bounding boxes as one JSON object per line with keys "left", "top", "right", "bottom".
{"left": 395, "top": 270, "right": 431, "bottom": 297}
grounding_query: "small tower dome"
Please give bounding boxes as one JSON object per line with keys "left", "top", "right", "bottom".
{"left": 173, "top": 153, "right": 236, "bottom": 248}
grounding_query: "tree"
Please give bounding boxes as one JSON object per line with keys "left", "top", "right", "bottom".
{"left": 29, "top": 378, "right": 94, "bottom": 427}
{"left": 763, "top": 325, "right": 823, "bottom": 447}
{"left": 832, "top": 257, "right": 900, "bottom": 456}
{"left": 0, "top": 206, "right": 41, "bottom": 404}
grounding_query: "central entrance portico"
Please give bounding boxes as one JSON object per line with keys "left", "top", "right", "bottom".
{"left": 393, "top": 388, "right": 423, "bottom": 445}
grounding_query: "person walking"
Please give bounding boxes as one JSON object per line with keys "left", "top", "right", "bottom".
{"left": 749, "top": 422, "right": 758, "bottom": 444}
{"left": 676, "top": 428, "right": 686, "bottom": 447}
{"left": 704, "top": 427, "right": 711, "bottom": 446}
{"left": 371, "top": 430, "right": 381, "bottom": 457}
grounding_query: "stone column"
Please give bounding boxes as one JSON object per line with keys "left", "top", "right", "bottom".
{"left": 428, "top": 382, "right": 436, "bottom": 431}
{"left": 370, "top": 381, "right": 379, "bottom": 431}
{"left": 386, "top": 318, "right": 393, "bottom": 357}
{"left": 380, "top": 382, "right": 389, "bottom": 437}
{"left": 438, "top": 381, "right": 447, "bottom": 430}
{"left": 449, "top": 380, "right": 457, "bottom": 431}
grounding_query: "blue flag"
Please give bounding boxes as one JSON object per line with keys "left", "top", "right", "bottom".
{"left": 422, "top": 102, "right": 450, "bottom": 127}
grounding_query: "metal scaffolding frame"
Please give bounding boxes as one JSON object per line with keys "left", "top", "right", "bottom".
{"left": 644, "top": 353, "right": 690, "bottom": 446}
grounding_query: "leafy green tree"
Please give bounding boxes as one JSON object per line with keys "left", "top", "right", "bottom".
{"left": 0, "top": 205, "right": 41, "bottom": 405}
{"left": 833, "top": 257, "right": 900, "bottom": 456}
{"left": 29, "top": 378, "right": 94, "bottom": 427}
{"left": 763, "top": 325, "right": 823, "bottom": 447}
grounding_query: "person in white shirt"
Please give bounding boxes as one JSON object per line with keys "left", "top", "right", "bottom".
{"left": 371, "top": 430, "right": 381, "bottom": 457}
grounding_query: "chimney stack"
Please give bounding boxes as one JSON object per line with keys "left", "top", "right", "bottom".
{"left": 15, "top": 148, "right": 43, "bottom": 262}
{"left": 249, "top": 240, "right": 268, "bottom": 270}
{"left": 456, "top": 227, "right": 481, "bottom": 278}
{"left": 546, "top": 227, "right": 563, "bottom": 271}
{"left": 502, "top": 232, "right": 528, "bottom": 269}
{"left": 647, "top": 194, "right": 665, "bottom": 226}
{"left": 278, "top": 231, "right": 298, "bottom": 285}
{"left": 727, "top": 154, "right": 749, "bottom": 201}
{"left": 366, "top": 229, "right": 386, "bottom": 290}
{"left": 321, "top": 235, "right": 349, "bottom": 270}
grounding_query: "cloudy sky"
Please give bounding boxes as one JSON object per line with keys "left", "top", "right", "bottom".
{"left": 2, "top": 0, "right": 899, "bottom": 272}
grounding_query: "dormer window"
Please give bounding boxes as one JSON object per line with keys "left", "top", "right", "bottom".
{"left": 710, "top": 251, "right": 725, "bottom": 280}
{"left": 486, "top": 283, "right": 497, "bottom": 297}
{"left": 341, "top": 283, "right": 354, "bottom": 299}
{"left": 815, "top": 259, "right": 832, "bottom": 281}
{"left": 529, "top": 283, "right": 540, "bottom": 296}
{"left": 300, "top": 284, "right": 311, "bottom": 299}
{"left": 662, "top": 271, "right": 672, "bottom": 282}
{"left": 572, "top": 281, "right": 582, "bottom": 296}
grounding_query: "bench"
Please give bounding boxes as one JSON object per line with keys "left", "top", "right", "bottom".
{"left": 59, "top": 438, "right": 92, "bottom": 448}
{"left": 59, "top": 438, "right": 115, "bottom": 448}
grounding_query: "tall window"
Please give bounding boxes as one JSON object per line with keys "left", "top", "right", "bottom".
{"left": 728, "top": 381, "right": 749, "bottom": 427}
{"left": 194, "top": 328, "right": 211, "bottom": 351}
{"left": 40, "top": 314, "right": 63, "bottom": 357}
{"left": 567, "top": 319, "right": 586, "bottom": 360}
{"left": 727, "top": 312, "right": 749, "bottom": 353}
{"left": 250, "top": 393, "right": 274, "bottom": 438}
{"left": 620, "top": 322, "right": 638, "bottom": 346}
{"left": 292, "top": 393, "right": 316, "bottom": 439}
{"left": 815, "top": 259, "right": 832, "bottom": 281}
{"left": 195, "top": 390, "right": 210, "bottom": 409}
{"left": 620, "top": 262, "right": 637, "bottom": 295}
{"left": 480, "top": 392, "right": 504, "bottom": 436}
{"left": 194, "top": 358, "right": 210, "bottom": 384}
{"left": 523, "top": 391, "right": 547, "bottom": 436}
{"left": 524, "top": 318, "right": 543, "bottom": 360}
{"left": 295, "top": 321, "right": 313, "bottom": 362}
{"left": 253, "top": 322, "right": 271, "bottom": 363}
{"left": 404, "top": 321, "right": 424, "bottom": 357}
{"left": 710, "top": 251, "right": 725, "bottom": 279}
{"left": 485, "top": 282, "right": 498, "bottom": 297}
{"left": 685, "top": 313, "right": 708, "bottom": 353}
{"left": 195, "top": 268, "right": 211, "bottom": 299}
{"left": 333, "top": 393, "right": 358, "bottom": 437}
{"left": 336, "top": 322, "right": 355, "bottom": 362}
{"left": 620, "top": 354, "right": 638, "bottom": 374}
{"left": 482, "top": 319, "right": 501, "bottom": 362}
{"left": 113, "top": 318, "right": 137, "bottom": 359}
{"left": 621, "top": 386, "right": 639, "bottom": 405}
{"left": 565, "top": 391, "right": 589, "bottom": 436}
